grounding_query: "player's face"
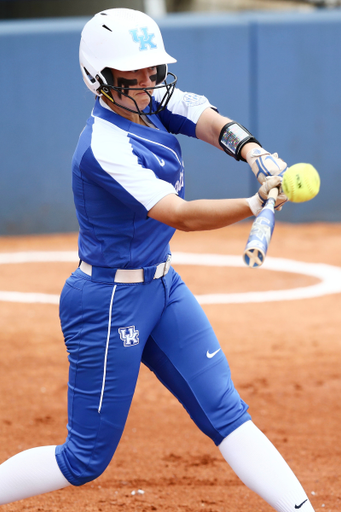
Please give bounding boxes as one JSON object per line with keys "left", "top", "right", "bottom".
{"left": 111, "top": 67, "right": 157, "bottom": 112}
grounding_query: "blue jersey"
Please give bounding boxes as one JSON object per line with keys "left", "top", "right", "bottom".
{"left": 72, "top": 88, "right": 213, "bottom": 268}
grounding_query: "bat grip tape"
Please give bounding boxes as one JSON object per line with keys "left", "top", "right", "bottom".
{"left": 268, "top": 187, "right": 279, "bottom": 201}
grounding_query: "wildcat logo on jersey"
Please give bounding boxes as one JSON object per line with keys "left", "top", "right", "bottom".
{"left": 130, "top": 28, "right": 157, "bottom": 51}
{"left": 118, "top": 326, "right": 140, "bottom": 347}
{"left": 183, "top": 93, "right": 207, "bottom": 107}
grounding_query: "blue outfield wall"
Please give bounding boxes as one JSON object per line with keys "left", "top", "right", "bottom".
{"left": 0, "top": 9, "right": 341, "bottom": 235}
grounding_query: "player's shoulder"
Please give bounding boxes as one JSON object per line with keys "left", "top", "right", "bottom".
{"left": 154, "top": 86, "right": 208, "bottom": 105}
{"left": 91, "top": 118, "right": 136, "bottom": 163}
{"left": 153, "top": 87, "right": 212, "bottom": 120}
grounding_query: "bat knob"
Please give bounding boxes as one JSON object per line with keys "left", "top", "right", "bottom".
{"left": 243, "top": 248, "right": 265, "bottom": 268}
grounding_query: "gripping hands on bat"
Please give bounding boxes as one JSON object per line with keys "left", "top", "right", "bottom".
{"left": 243, "top": 162, "right": 320, "bottom": 268}
{"left": 246, "top": 147, "right": 288, "bottom": 209}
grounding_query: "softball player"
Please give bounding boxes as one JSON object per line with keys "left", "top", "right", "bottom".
{"left": 0, "top": 9, "right": 315, "bottom": 512}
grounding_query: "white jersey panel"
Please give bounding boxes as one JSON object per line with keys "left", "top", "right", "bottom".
{"left": 153, "top": 87, "right": 215, "bottom": 124}
{"left": 91, "top": 115, "right": 176, "bottom": 212}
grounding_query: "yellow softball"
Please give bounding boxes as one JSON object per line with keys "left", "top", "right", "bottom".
{"left": 282, "top": 163, "right": 320, "bottom": 203}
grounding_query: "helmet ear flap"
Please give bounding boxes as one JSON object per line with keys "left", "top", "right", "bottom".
{"left": 156, "top": 64, "right": 167, "bottom": 85}
{"left": 101, "top": 68, "right": 114, "bottom": 86}
{"left": 81, "top": 66, "right": 102, "bottom": 94}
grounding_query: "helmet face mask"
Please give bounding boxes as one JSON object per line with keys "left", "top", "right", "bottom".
{"left": 79, "top": 8, "right": 178, "bottom": 115}
{"left": 99, "top": 67, "right": 177, "bottom": 116}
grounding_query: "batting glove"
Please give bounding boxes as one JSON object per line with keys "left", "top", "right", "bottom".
{"left": 247, "top": 176, "right": 284, "bottom": 216}
{"left": 246, "top": 147, "right": 288, "bottom": 207}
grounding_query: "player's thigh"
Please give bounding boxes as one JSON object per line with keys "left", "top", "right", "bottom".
{"left": 143, "top": 270, "right": 250, "bottom": 444}
{"left": 57, "top": 271, "right": 166, "bottom": 484}
{"left": 60, "top": 270, "right": 166, "bottom": 400}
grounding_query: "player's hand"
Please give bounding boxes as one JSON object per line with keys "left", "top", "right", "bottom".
{"left": 247, "top": 176, "right": 286, "bottom": 216}
{"left": 246, "top": 147, "right": 287, "bottom": 182}
{"left": 258, "top": 175, "right": 287, "bottom": 211}
{"left": 246, "top": 147, "right": 288, "bottom": 207}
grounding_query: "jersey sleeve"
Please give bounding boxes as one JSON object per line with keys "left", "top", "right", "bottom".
{"left": 78, "top": 116, "right": 177, "bottom": 216}
{"left": 154, "top": 87, "right": 216, "bottom": 137}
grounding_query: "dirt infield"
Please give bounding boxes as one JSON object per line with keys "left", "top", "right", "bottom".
{"left": 0, "top": 222, "right": 340, "bottom": 512}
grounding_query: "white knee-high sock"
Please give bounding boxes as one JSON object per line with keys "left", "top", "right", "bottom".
{"left": 219, "top": 421, "right": 314, "bottom": 512}
{"left": 0, "top": 445, "right": 70, "bottom": 505}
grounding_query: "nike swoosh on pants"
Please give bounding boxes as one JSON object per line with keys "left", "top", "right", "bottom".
{"left": 206, "top": 349, "right": 221, "bottom": 359}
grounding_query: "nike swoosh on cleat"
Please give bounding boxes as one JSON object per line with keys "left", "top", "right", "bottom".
{"left": 206, "top": 349, "right": 221, "bottom": 359}
{"left": 295, "top": 499, "right": 308, "bottom": 509}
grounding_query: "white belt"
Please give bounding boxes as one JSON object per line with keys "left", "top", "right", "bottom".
{"left": 79, "top": 256, "right": 172, "bottom": 283}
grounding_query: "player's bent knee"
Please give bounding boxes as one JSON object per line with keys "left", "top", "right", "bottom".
{"left": 68, "top": 466, "right": 107, "bottom": 487}
{"left": 58, "top": 463, "right": 108, "bottom": 487}
{"left": 58, "top": 462, "right": 108, "bottom": 487}
{"left": 55, "top": 445, "right": 112, "bottom": 487}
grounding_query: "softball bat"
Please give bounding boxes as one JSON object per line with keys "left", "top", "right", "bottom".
{"left": 243, "top": 163, "right": 320, "bottom": 268}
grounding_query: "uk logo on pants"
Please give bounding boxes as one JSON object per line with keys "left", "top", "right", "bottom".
{"left": 118, "top": 326, "right": 140, "bottom": 347}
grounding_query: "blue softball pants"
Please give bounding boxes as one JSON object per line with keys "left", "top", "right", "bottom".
{"left": 55, "top": 264, "right": 250, "bottom": 486}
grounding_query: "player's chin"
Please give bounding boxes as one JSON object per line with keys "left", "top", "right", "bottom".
{"left": 135, "top": 92, "right": 153, "bottom": 108}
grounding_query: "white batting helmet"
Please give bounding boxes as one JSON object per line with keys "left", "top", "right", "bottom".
{"left": 79, "top": 8, "right": 177, "bottom": 96}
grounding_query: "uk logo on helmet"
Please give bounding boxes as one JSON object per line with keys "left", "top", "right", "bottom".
{"left": 130, "top": 27, "right": 157, "bottom": 51}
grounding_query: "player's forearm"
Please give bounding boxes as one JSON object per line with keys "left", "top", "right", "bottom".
{"left": 196, "top": 108, "right": 261, "bottom": 158}
{"left": 149, "top": 194, "right": 252, "bottom": 232}
{"left": 176, "top": 198, "right": 252, "bottom": 231}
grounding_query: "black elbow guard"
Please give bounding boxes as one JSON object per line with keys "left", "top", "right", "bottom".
{"left": 219, "top": 122, "right": 261, "bottom": 161}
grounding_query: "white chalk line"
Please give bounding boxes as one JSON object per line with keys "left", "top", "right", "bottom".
{"left": 0, "top": 251, "right": 340, "bottom": 305}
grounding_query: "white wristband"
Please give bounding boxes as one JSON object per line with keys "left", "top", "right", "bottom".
{"left": 246, "top": 194, "right": 263, "bottom": 216}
